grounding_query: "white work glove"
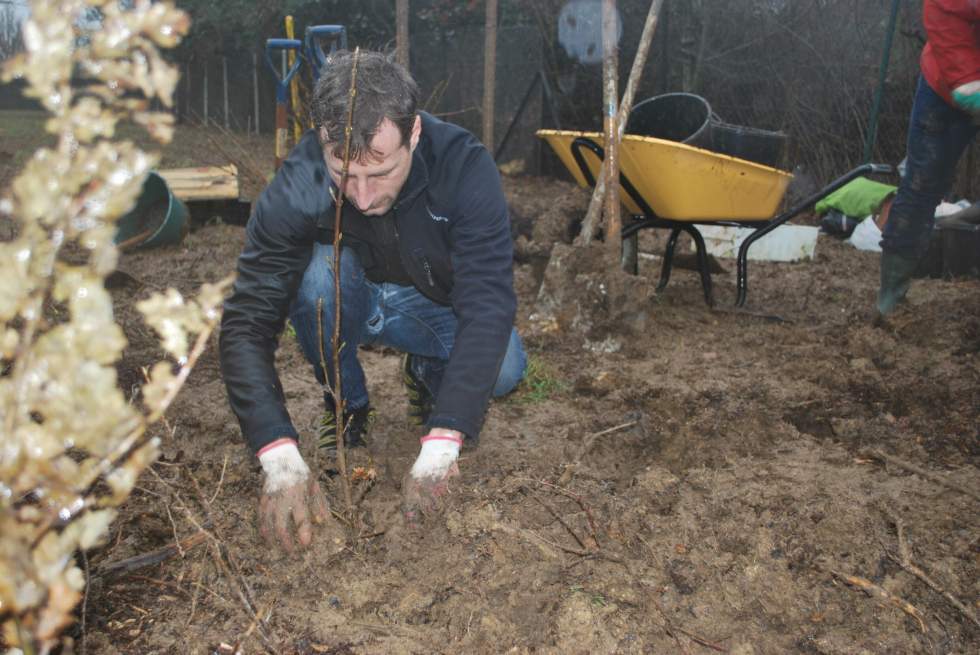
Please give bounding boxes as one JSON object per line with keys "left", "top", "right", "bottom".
{"left": 257, "top": 439, "right": 333, "bottom": 552}
{"left": 401, "top": 432, "right": 462, "bottom": 524}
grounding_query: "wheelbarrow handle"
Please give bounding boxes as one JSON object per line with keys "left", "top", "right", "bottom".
{"left": 868, "top": 163, "right": 896, "bottom": 176}
{"left": 264, "top": 38, "right": 304, "bottom": 87}
{"left": 304, "top": 25, "right": 348, "bottom": 79}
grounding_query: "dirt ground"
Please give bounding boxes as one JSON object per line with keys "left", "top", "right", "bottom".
{"left": 4, "top": 112, "right": 978, "bottom": 653}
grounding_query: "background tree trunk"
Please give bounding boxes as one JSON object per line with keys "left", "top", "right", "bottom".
{"left": 396, "top": 0, "right": 409, "bottom": 69}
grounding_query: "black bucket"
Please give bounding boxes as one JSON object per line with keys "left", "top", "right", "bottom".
{"left": 626, "top": 93, "right": 713, "bottom": 149}
{"left": 711, "top": 121, "right": 788, "bottom": 169}
{"left": 941, "top": 218, "right": 980, "bottom": 279}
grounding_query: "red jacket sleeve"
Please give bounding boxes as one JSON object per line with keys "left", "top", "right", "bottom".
{"left": 923, "top": 0, "right": 980, "bottom": 93}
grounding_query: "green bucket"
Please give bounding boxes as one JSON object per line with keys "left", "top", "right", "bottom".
{"left": 115, "top": 171, "right": 189, "bottom": 249}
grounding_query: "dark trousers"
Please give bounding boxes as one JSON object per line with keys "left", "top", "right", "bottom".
{"left": 882, "top": 76, "right": 978, "bottom": 258}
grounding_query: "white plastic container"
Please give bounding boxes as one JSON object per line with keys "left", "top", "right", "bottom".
{"left": 692, "top": 224, "right": 819, "bottom": 262}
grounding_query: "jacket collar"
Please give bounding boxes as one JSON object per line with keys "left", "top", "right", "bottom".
{"left": 394, "top": 144, "right": 430, "bottom": 210}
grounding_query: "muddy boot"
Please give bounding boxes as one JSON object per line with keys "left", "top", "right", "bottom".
{"left": 402, "top": 355, "right": 479, "bottom": 450}
{"left": 318, "top": 400, "right": 375, "bottom": 454}
{"left": 402, "top": 354, "right": 434, "bottom": 427}
{"left": 876, "top": 251, "right": 919, "bottom": 318}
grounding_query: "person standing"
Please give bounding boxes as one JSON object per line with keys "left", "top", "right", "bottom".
{"left": 878, "top": 0, "right": 979, "bottom": 317}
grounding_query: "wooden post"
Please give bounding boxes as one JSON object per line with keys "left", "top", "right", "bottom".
{"left": 253, "top": 52, "right": 260, "bottom": 135}
{"left": 222, "top": 55, "right": 229, "bottom": 130}
{"left": 483, "top": 0, "right": 498, "bottom": 150}
{"left": 577, "top": 0, "right": 665, "bottom": 248}
{"left": 285, "top": 16, "right": 303, "bottom": 143}
{"left": 601, "top": 0, "right": 621, "bottom": 264}
{"left": 396, "top": 0, "right": 410, "bottom": 69}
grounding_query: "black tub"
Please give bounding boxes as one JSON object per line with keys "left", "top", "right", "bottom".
{"left": 626, "top": 93, "right": 714, "bottom": 149}
{"left": 711, "top": 121, "right": 788, "bottom": 169}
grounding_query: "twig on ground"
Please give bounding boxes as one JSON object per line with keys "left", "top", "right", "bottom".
{"left": 492, "top": 521, "right": 589, "bottom": 559}
{"left": 531, "top": 492, "right": 588, "bottom": 552}
{"left": 520, "top": 477, "right": 601, "bottom": 549}
{"left": 165, "top": 503, "right": 185, "bottom": 557}
{"left": 98, "top": 529, "right": 209, "bottom": 576}
{"left": 233, "top": 599, "right": 277, "bottom": 655}
{"left": 674, "top": 626, "right": 730, "bottom": 653}
{"left": 710, "top": 308, "right": 793, "bottom": 324}
{"left": 81, "top": 549, "right": 90, "bottom": 655}
{"left": 209, "top": 453, "right": 229, "bottom": 504}
{"left": 884, "top": 511, "right": 980, "bottom": 629}
{"left": 863, "top": 448, "right": 980, "bottom": 503}
{"left": 559, "top": 420, "right": 639, "bottom": 486}
{"left": 123, "top": 575, "right": 191, "bottom": 597}
{"left": 186, "top": 548, "right": 206, "bottom": 625}
{"left": 830, "top": 569, "right": 928, "bottom": 633}
{"left": 348, "top": 620, "right": 422, "bottom": 639}
{"left": 207, "top": 546, "right": 277, "bottom": 654}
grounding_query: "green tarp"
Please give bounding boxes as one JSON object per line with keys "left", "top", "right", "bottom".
{"left": 815, "top": 176, "right": 897, "bottom": 218}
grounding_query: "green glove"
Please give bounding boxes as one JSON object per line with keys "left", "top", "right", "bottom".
{"left": 952, "top": 80, "right": 980, "bottom": 115}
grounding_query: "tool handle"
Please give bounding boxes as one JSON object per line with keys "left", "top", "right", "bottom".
{"left": 304, "top": 25, "right": 348, "bottom": 79}
{"left": 264, "top": 38, "right": 303, "bottom": 85}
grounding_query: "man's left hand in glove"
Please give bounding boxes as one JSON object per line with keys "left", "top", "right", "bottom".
{"left": 401, "top": 429, "right": 462, "bottom": 524}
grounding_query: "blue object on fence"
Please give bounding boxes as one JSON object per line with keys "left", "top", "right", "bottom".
{"left": 304, "top": 25, "right": 348, "bottom": 80}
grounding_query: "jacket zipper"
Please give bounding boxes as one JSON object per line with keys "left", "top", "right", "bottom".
{"left": 422, "top": 256, "right": 435, "bottom": 287}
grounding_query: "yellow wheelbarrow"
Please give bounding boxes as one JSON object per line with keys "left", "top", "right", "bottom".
{"left": 538, "top": 129, "right": 893, "bottom": 306}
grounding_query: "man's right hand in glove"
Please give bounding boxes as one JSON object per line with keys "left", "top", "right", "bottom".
{"left": 257, "top": 438, "right": 337, "bottom": 553}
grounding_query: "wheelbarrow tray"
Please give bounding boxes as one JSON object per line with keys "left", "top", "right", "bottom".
{"left": 537, "top": 129, "right": 793, "bottom": 221}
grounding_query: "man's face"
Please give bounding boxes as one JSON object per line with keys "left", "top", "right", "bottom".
{"left": 323, "top": 115, "right": 421, "bottom": 216}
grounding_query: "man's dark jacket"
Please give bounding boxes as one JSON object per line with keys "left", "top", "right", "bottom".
{"left": 219, "top": 112, "right": 516, "bottom": 454}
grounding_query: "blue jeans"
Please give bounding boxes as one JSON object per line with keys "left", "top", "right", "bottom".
{"left": 882, "top": 76, "right": 979, "bottom": 258}
{"left": 288, "top": 243, "right": 526, "bottom": 411}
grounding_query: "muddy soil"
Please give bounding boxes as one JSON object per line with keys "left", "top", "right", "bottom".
{"left": 80, "top": 173, "right": 978, "bottom": 655}
{"left": 76, "top": 170, "right": 980, "bottom": 654}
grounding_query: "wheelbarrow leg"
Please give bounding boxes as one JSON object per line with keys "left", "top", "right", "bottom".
{"left": 657, "top": 227, "right": 682, "bottom": 292}
{"left": 683, "top": 225, "right": 714, "bottom": 307}
{"left": 734, "top": 162, "right": 895, "bottom": 308}
{"left": 736, "top": 241, "right": 750, "bottom": 307}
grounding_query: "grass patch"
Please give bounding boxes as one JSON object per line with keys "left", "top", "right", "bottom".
{"left": 513, "top": 354, "right": 566, "bottom": 404}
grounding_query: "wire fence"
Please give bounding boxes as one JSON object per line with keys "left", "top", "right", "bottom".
{"left": 1, "top": 0, "right": 976, "bottom": 196}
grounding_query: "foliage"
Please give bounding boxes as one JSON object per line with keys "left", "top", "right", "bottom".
{"left": 514, "top": 354, "right": 567, "bottom": 404}
{"left": 0, "top": 1, "right": 230, "bottom": 652}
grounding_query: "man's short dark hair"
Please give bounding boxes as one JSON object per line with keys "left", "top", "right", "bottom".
{"left": 311, "top": 50, "right": 419, "bottom": 161}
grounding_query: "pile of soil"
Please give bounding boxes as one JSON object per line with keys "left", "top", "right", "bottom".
{"left": 85, "top": 173, "right": 978, "bottom": 654}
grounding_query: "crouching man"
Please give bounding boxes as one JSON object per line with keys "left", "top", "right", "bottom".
{"left": 219, "top": 50, "right": 526, "bottom": 552}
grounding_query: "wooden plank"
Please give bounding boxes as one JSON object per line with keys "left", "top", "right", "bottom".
{"left": 158, "top": 164, "right": 239, "bottom": 201}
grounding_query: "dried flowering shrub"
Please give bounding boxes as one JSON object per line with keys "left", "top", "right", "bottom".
{"left": 0, "top": 1, "right": 229, "bottom": 652}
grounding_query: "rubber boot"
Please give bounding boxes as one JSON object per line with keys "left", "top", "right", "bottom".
{"left": 876, "top": 251, "right": 919, "bottom": 316}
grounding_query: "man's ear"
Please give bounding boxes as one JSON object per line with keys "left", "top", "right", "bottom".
{"left": 318, "top": 126, "right": 331, "bottom": 146}
{"left": 409, "top": 115, "right": 422, "bottom": 152}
